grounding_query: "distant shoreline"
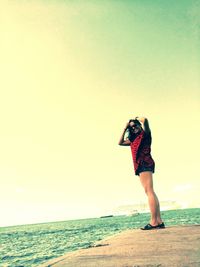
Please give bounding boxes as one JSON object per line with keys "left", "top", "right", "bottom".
{"left": 1, "top": 207, "right": 200, "bottom": 228}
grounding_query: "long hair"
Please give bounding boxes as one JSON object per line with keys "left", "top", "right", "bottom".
{"left": 127, "top": 119, "right": 142, "bottom": 142}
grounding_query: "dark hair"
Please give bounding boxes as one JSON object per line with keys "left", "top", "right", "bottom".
{"left": 127, "top": 119, "right": 142, "bottom": 142}
{"left": 129, "top": 119, "right": 142, "bottom": 127}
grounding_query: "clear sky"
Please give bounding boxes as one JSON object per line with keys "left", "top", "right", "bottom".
{"left": 1, "top": 0, "right": 200, "bottom": 227}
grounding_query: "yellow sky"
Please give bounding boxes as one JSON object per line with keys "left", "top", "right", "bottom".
{"left": 0, "top": 0, "right": 200, "bottom": 226}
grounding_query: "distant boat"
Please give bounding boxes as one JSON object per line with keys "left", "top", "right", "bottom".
{"left": 100, "top": 215, "right": 114, "bottom": 218}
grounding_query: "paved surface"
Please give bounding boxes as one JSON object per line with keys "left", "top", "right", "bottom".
{"left": 38, "top": 225, "right": 200, "bottom": 267}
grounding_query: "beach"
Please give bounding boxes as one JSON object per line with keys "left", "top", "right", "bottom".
{"left": 38, "top": 224, "right": 200, "bottom": 267}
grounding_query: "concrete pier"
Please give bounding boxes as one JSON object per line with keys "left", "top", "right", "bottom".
{"left": 38, "top": 225, "right": 200, "bottom": 267}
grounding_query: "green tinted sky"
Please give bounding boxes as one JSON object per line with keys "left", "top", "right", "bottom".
{"left": 0, "top": 0, "right": 200, "bottom": 226}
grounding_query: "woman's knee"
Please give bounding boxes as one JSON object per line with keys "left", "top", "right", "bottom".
{"left": 144, "top": 186, "right": 154, "bottom": 195}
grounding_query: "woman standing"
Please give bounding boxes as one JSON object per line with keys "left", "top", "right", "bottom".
{"left": 118, "top": 117, "right": 165, "bottom": 230}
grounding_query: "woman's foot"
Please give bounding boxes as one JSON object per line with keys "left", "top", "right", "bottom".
{"left": 141, "top": 223, "right": 158, "bottom": 230}
{"left": 150, "top": 219, "right": 163, "bottom": 226}
{"left": 157, "top": 222, "right": 165, "bottom": 228}
{"left": 141, "top": 222, "right": 165, "bottom": 230}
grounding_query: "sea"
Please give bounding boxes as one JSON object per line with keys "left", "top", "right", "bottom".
{"left": 1, "top": 208, "right": 200, "bottom": 267}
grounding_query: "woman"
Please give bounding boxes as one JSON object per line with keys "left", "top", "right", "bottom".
{"left": 118, "top": 117, "right": 165, "bottom": 230}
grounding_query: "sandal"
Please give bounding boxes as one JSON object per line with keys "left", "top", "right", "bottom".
{"left": 140, "top": 223, "right": 158, "bottom": 230}
{"left": 157, "top": 222, "right": 165, "bottom": 228}
{"left": 141, "top": 222, "right": 165, "bottom": 230}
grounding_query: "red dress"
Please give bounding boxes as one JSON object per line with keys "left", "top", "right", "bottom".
{"left": 130, "top": 130, "right": 155, "bottom": 175}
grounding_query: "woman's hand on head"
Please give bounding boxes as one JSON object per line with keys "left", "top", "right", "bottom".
{"left": 135, "top": 117, "right": 146, "bottom": 123}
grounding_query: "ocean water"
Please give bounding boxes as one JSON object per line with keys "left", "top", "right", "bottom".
{"left": 0, "top": 208, "right": 200, "bottom": 267}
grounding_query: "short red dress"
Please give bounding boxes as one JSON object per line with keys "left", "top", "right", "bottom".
{"left": 130, "top": 130, "right": 155, "bottom": 176}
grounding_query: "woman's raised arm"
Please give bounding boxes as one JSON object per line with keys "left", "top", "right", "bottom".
{"left": 136, "top": 117, "right": 151, "bottom": 134}
{"left": 118, "top": 123, "right": 131, "bottom": 146}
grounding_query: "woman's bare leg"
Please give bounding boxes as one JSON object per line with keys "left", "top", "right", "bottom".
{"left": 139, "top": 171, "right": 162, "bottom": 225}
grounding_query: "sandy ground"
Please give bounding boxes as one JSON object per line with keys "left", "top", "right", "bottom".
{"left": 38, "top": 225, "right": 200, "bottom": 267}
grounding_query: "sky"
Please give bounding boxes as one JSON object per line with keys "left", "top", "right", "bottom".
{"left": 0, "top": 0, "right": 200, "bottom": 227}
